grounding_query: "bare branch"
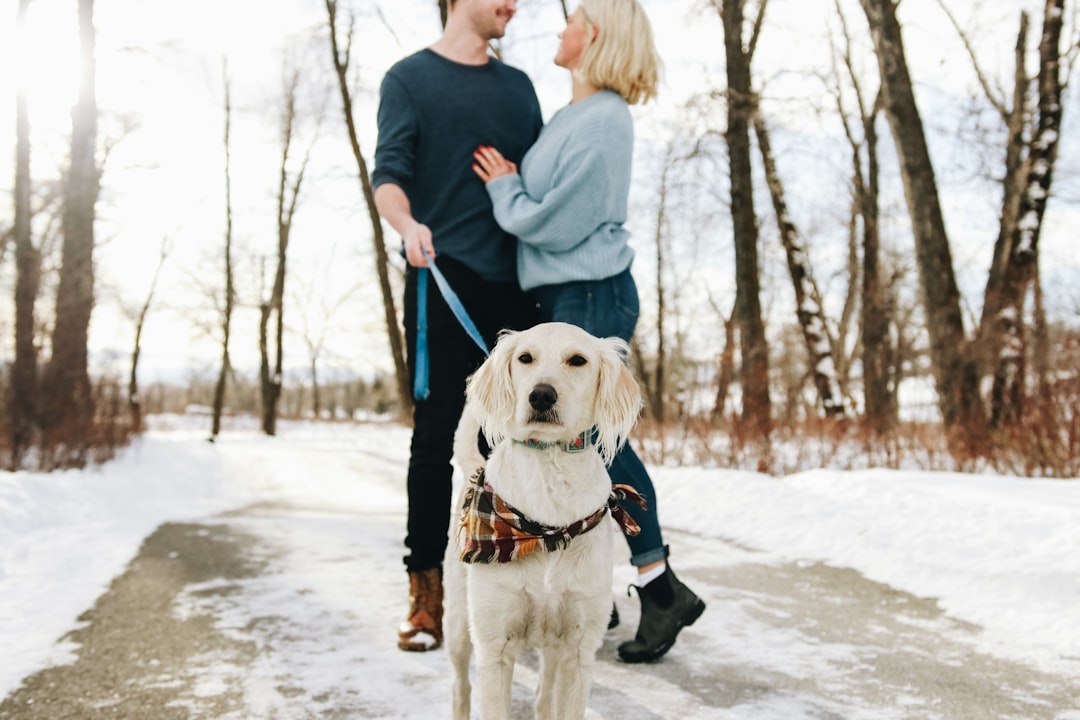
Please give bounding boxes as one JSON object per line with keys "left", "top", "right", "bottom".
{"left": 933, "top": 0, "right": 1010, "bottom": 119}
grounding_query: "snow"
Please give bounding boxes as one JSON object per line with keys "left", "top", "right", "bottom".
{"left": 1, "top": 414, "right": 1079, "bottom": 709}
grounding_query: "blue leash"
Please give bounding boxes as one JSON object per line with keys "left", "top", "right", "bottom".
{"left": 413, "top": 250, "right": 489, "bottom": 400}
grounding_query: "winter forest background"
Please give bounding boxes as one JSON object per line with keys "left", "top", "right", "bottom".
{"left": 2, "top": 0, "right": 1079, "bottom": 475}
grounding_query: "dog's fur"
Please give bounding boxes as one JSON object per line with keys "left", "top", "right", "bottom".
{"left": 445, "top": 322, "right": 643, "bottom": 720}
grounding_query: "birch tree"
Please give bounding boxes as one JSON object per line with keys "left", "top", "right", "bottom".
{"left": 962, "top": 0, "right": 1067, "bottom": 427}
{"left": 753, "top": 112, "right": 846, "bottom": 417}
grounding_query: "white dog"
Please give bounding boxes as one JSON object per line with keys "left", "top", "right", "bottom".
{"left": 444, "top": 322, "right": 644, "bottom": 720}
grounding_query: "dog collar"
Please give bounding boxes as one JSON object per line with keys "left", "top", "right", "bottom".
{"left": 513, "top": 432, "right": 591, "bottom": 453}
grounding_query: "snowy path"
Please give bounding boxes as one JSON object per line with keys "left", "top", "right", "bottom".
{"left": 1, "top": 503, "right": 1076, "bottom": 719}
{"left": 1, "top": 430, "right": 1077, "bottom": 719}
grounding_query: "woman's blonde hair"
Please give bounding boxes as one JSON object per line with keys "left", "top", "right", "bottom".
{"left": 576, "top": 0, "right": 661, "bottom": 105}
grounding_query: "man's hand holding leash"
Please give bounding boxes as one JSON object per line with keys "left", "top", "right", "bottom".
{"left": 402, "top": 221, "right": 435, "bottom": 268}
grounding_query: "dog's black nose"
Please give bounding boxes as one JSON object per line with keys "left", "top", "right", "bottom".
{"left": 529, "top": 384, "right": 558, "bottom": 412}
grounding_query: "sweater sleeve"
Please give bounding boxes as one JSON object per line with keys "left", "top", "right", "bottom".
{"left": 372, "top": 72, "right": 417, "bottom": 191}
{"left": 485, "top": 121, "right": 625, "bottom": 253}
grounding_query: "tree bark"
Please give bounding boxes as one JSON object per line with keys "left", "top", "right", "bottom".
{"left": 856, "top": 107, "right": 894, "bottom": 434}
{"left": 988, "top": 0, "right": 1064, "bottom": 426}
{"left": 648, "top": 155, "right": 672, "bottom": 425}
{"left": 211, "top": 63, "right": 235, "bottom": 440}
{"left": 859, "top": 0, "right": 980, "bottom": 436}
{"left": 42, "top": 0, "right": 98, "bottom": 465}
{"left": 711, "top": 296, "right": 739, "bottom": 424}
{"left": 326, "top": 0, "right": 411, "bottom": 418}
{"left": 753, "top": 113, "right": 845, "bottom": 417}
{"left": 128, "top": 240, "right": 168, "bottom": 435}
{"left": 10, "top": 0, "right": 39, "bottom": 467}
{"left": 832, "top": 0, "right": 894, "bottom": 433}
{"left": 721, "top": 0, "right": 771, "bottom": 441}
{"left": 260, "top": 69, "right": 314, "bottom": 435}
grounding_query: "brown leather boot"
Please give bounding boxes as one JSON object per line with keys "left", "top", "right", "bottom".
{"left": 397, "top": 568, "right": 444, "bottom": 651}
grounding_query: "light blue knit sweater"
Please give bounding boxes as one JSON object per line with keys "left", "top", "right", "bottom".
{"left": 485, "top": 89, "right": 635, "bottom": 292}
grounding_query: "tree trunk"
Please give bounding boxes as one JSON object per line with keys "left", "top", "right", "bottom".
{"left": 711, "top": 297, "right": 739, "bottom": 424}
{"left": 211, "top": 63, "right": 235, "bottom": 440}
{"left": 128, "top": 240, "right": 168, "bottom": 435}
{"left": 857, "top": 107, "right": 895, "bottom": 434}
{"left": 988, "top": 0, "right": 1064, "bottom": 427}
{"left": 310, "top": 357, "right": 322, "bottom": 419}
{"left": 42, "top": 0, "right": 98, "bottom": 466}
{"left": 648, "top": 157, "right": 671, "bottom": 425}
{"left": 859, "top": 0, "right": 980, "bottom": 438}
{"left": 721, "top": 0, "right": 771, "bottom": 441}
{"left": 978, "top": 11, "right": 1028, "bottom": 364}
{"left": 10, "top": 0, "right": 39, "bottom": 468}
{"left": 326, "top": 0, "right": 411, "bottom": 418}
{"left": 753, "top": 112, "right": 845, "bottom": 417}
{"left": 260, "top": 69, "right": 313, "bottom": 436}
{"left": 830, "top": 0, "right": 893, "bottom": 432}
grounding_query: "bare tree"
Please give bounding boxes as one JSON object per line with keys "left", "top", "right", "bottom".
{"left": 831, "top": 0, "right": 894, "bottom": 433}
{"left": 954, "top": 1, "right": 1068, "bottom": 427}
{"left": 290, "top": 258, "right": 362, "bottom": 419}
{"left": 709, "top": 292, "right": 739, "bottom": 423}
{"left": 211, "top": 61, "right": 236, "bottom": 440}
{"left": 325, "top": 0, "right": 411, "bottom": 417}
{"left": 858, "top": 0, "right": 982, "bottom": 443}
{"left": 10, "top": 0, "right": 39, "bottom": 467}
{"left": 717, "top": 0, "right": 772, "bottom": 444}
{"left": 866, "top": 0, "right": 1070, "bottom": 439}
{"left": 126, "top": 238, "right": 169, "bottom": 435}
{"left": 644, "top": 143, "right": 676, "bottom": 425}
{"left": 752, "top": 112, "right": 846, "bottom": 417}
{"left": 40, "top": 0, "right": 99, "bottom": 466}
{"left": 259, "top": 64, "right": 321, "bottom": 436}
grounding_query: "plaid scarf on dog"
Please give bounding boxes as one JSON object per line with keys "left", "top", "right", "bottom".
{"left": 459, "top": 468, "right": 647, "bottom": 564}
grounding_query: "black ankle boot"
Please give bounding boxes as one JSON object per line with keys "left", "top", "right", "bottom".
{"left": 617, "top": 565, "right": 705, "bottom": 663}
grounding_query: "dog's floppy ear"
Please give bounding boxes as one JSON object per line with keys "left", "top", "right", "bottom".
{"left": 593, "top": 336, "right": 643, "bottom": 465}
{"left": 465, "top": 329, "right": 519, "bottom": 446}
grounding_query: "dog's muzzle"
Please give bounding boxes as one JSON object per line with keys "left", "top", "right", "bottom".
{"left": 528, "top": 383, "right": 559, "bottom": 423}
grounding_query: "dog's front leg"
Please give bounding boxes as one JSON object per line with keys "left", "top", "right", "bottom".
{"left": 473, "top": 640, "right": 520, "bottom": 720}
{"left": 469, "top": 578, "right": 524, "bottom": 720}
{"left": 444, "top": 559, "right": 472, "bottom": 720}
{"left": 535, "top": 647, "right": 559, "bottom": 720}
{"left": 544, "top": 645, "right": 595, "bottom": 720}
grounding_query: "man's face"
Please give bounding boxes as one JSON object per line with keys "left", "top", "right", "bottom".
{"left": 463, "top": 0, "right": 519, "bottom": 41}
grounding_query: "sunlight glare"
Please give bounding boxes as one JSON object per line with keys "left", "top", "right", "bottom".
{"left": 13, "top": 1, "right": 83, "bottom": 137}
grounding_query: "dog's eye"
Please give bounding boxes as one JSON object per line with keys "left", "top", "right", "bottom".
{"left": 567, "top": 354, "right": 588, "bottom": 367}
{"left": 518, "top": 352, "right": 533, "bottom": 364}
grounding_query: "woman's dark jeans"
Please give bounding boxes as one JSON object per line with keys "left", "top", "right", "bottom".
{"left": 531, "top": 268, "right": 666, "bottom": 567}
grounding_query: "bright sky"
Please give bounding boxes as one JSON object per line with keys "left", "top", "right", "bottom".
{"left": 1, "top": 0, "right": 1077, "bottom": 386}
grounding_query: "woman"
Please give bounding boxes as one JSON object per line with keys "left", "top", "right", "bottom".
{"left": 471, "top": 0, "right": 705, "bottom": 663}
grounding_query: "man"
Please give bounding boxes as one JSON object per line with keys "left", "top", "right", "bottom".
{"left": 372, "top": 0, "right": 542, "bottom": 652}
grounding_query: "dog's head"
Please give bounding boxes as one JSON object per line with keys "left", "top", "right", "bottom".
{"left": 466, "top": 322, "right": 642, "bottom": 465}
